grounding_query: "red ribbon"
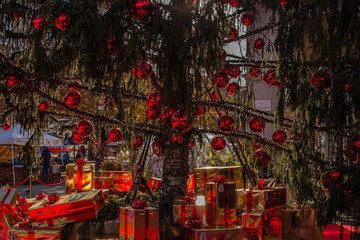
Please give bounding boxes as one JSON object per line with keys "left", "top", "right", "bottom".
{"left": 0, "top": 188, "right": 13, "bottom": 229}
{"left": 36, "top": 192, "right": 46, "bottom": 200}
{"left": 209, "top": 184, "right": 214, "bottom": 225}
{"left": 247, "top": 190, "right": 253, "bottom": 213}
{"left": 180, "top": 205, "right": 186, "bottom": 225}
{"left": 132, "top": 199, "right": 148, "bottom": 209}
{"left": 76, "top": 158, "right": 87, "bottom": 165}
{"left": 145, "top": 209, "right": 149, "bottom": 240}
{"left": 77, "top": 165, "right": 83, "bottom": 192}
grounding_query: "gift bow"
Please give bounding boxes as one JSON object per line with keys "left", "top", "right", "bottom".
{"left": 46, "top": 193, "right": 60, "bottom": 206}
{"left": 256, "top": 179, "right": 267, "bottom": 190}
{"left": 131, "top": 199, "right": 148, "bottom": 209}
{"left": 19, "top": 219, "right": 32, "bottom": 228}
{"left": 76, "top": 158, "right": 87, "bottom": 165}
{"left": 186, "top": 218, "right": 203, "bottom": 229}
{"left": 17, "top": 197, "right": 27, "bottom": 204}
{"left": 36, "top": 192, "right": 46, "bottom": 200}
{"left": 214, "top": 175, "right": 227, "bottom": 184}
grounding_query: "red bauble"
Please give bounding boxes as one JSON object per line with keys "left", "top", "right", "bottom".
{"left": 146, "top": 92, "right": 161, "bottom": 109}
{"left": 6, "top": 73, "right": 20, "bottom": 87}
{"left": 72, "top": 132, "right": 84, "bottom": 143}
{"left": 249, "top": 67, "right": 261, "bottom": 78}
{"left": 160, "top": 107, "right": 175, "bottom": 124}
{"left": 227, "top": 82, "right": 239, "bottom": 95}
{"left": 108, "top": 128, "right": 123, "bottom": 143}
{"left": 214, "top": 71, "right": 229, "bottom": 89}
{"left": 229, "top": 28, "right": 239, "bottom": 39}
{"left": 349, "top": 134, "right": 360, "bottom": 150}
{"left": 68, "top": 81, "right": 81, "bottom": 92}
{"left": 129, "top": 0, "right": 152, "bottom": 21}
{"left": 172, "top": 133, "right": 183, "bottom": 144}
{"left": 32, "top": 15, "right": 47, "bottom": 30}
{"left": 2, "top": 123, "right": 10, "bottom": 131}
{"left": 172, "top": 110, "right": 193, "bottom": 132}
{"left": 211, "top": 137, "right": 226, "bottom": 151}
{"left": 39, "top": 100, "right": 50, "bottom": 112}
{"left": 64, "top": 91, "right": 82, "bottom": 108}
{"left": 218, "top": 115, "right": 235, "bottom": 132}
{"left": 146, "top": 108, "right": 160, "bottom": 120}
{"left": 311, "top": 70, "right": 331, "bottom": 90}
{"left": 272, "top": 129, "right": 287, "bottom": 144}
{"left": 195, "top": 104, "right": 206, "bottom": 116}
{"left": 263, "top": 69, "right": 276, "bottom": 85}
{"left": 76, "top": 120, "right": 93, "bottom": 137}
{"left": 241, "top": 13, "right": 254, "bottom": 26}
{"left": 189, "top": 141, "right": 195, "bottom": 147}
{"left": 280, "top": 0, "right": 288, "bottom": 5}
{"left": 228, "top": 66, "right": 241, "bottom": 78}
{"left": 210, "top": 91, "right": 218, "bottom": 101}
{"left": 249, "top": 118, "right": 265, "bottom": 133}
{"left": 253, "top": 149, "right": 271, "bottom": 167}
{"left": 132, "top": 134, "right": 144, "bottom": 148}
{"left": 222, "top": 50, "right": 227, "bottom": 60}
{"left": 345, "top": 147, "right": 359, "bottom": 162}
{"left": 56, "top": 13, "right": 70, "bottom": 30}
{"left": 268, "top": 71, "right": 279, "bottom": 87}
{"left": 103, "top": 37, "right": 117, "bottom": 56}
{"left": 254, "top": 38, "right": 264, "bottom": 50}
{"left": 136, "top": 62, "right": 153, "bottom": 79}
{"left": 322, "top": 169, "right": 342, "bottom": 188}
{"left": 229, "top": 0, "right": 241, "bottom": 7}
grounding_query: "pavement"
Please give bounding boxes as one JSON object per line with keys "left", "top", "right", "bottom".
{"left": 14, "top": 182, "right": 65, "bottom": 198}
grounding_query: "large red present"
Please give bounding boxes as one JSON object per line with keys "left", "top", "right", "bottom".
{"left": 242, "top": 211, "right": 264, "bottom": 240}
{"left": 8, "top": 222, "right": 64, "bottom": 240}
{"left": 182, "top": 224, "right": 243, "bottom": 240}
{"left": 15, "top": 193, "right": 47, "bottom": 222}
{"left": 101, "top": 171, "right": 132, "bottom": 192}
{"left": 0, "top": 214, "right": 17, "bottom": 240}
{"left": 172, "top": 196, "right": 206, "bottom": 225}
{"left": 65, "top": 160, "right": 95, "bottom": 194}
{"left": 28, "top": 190, "right": 104, "bottom": 227}
{"left": 119, "top": 207, "right": 159, "bottom": 240}
{"left": 147, "top": 177, "right": 162, "bottom": 192}
{"left": 0, "top": 188, "right": 19, "bottom": 240}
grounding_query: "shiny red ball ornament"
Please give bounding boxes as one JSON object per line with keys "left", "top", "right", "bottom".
{"left": 214, "top": 71, "right": 229, "bottom": 89}
{"left": 267, "top": 71, "right": 279, "bottom": 87}
{"left": 227, "top": 82, "right": 239, "bottom": 95}
{"left": 2, "top": 123, "right": 10, "bottom": 131}
{"left": 272, "top": 129, "right": 287, "bottom": 144}
{"left": 32, "top": 15, "right": 47, "bottom": 30}
{"left": 228, "top": 66, "right": 241, "bottom": 78}
{"left": 349, "top": 134, "right": 360, "bottom": 150}
{"left": 39, "top": 100, "right": 50, "bottom": 112}
{"left": 172, "top": 110, "right": 193, "bottom": 132}
{"left": 132, "top": 134, "right": 144, "bottom": 148}
{"left": 229, "top": 0, "right": 241, "bottom": 7}
{"left": 211, "top": 137, "right": 226, "bottom": 151}
{"left": 6, "top": 73, "right": 20, "bottom": 87}
{"left": 64, "top": 91, "right": 82, "bottom": 108}
{"left": 108, "top": 128, "right": 123, "bottom": 143}
{"left": 189, "top": 141, "right": 195, "bottom": 147}
{"left": 160, "top": 107, "right": 175, "bottom": 124}
{"left": 322, "top": 169, "right": 342, "bottom": 188}
{"left": 280, "top": 0, "right": 288, "bottom": 5}
{"left": 146, "top": 92, "right": 161, "bottom": 109}
{"left": 195, "top": 104, "right": 206, "bottom": 116}
{"left": 345, "top": 147, "right": 359, "bottom": 162}
{"left": 76, "top": 120, "right": 93, "bottom": 137}
{"left": 146, "top": 108, "right": 160, "bottom": 120}
{"left": 241, "top": 13, "right": 254, "bottom": 26}
{"left": 249, "top": 67, "right": 260, "bottom": 78}
{"left": 254, "top": 38, "right": 264, "bottom": 50}
{"left": 172, "top": 133, "right": 183, "bottom": 144}
{"left": 218, "top": 115, "right": 235, "bottom": 132}
{"left": 210, "top": 91, "right": 218, "bottom": 101}
{"left": 136, "top": 62, "right": 152, "bottom": 79}
{"left": 249, "top": 118, "right": 265, "bottom": 133}
{"left": 56, "top": 13, "right": 70, "bottom": 30}
{"left": 68, "top": 81, "right": 81, "bottom": 92}
{"left": 72, "top": 132, "right": 84, "bottom": 143}
{"left": 263, "top": 69, "right": 276, "bottom": 85}
{"left": 129, "top": 0, "right": 152, "bottom": 21}
{"left": 311, "top": 70, "right": 331, "bottom": 90}
{"left": 253, "top": 149, "right": 271, "bottom": 167}
{"left": 229, "top": 28, "right": 239, "bottom": 39}
{"left": 103, "top": 37, "right": 117, "bottom": 56}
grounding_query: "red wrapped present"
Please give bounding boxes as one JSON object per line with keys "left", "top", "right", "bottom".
{"left": 147, "top": 177, "right": 162, "bottom": 192}
{"left": 8, "top": 222, "right": 64, "bottom": 240}
{"left": 15, "top": 195, "right": 46, "bottom": 222}
{"left": 65, "top": 160, "right": 95, "bottom": 194}
{"left": 172, "top": 194, "right": 206, "bottom": 225}
{"left": 0, "top": 214, "right": 17, "bottom": 240}
{"left": 242, "top": 211, "right": 264, "bottom": 240}
{"left": 28, "top": 190, "right": 104, "bottom": 227}
{"left": 93, "top": 177, "right": 113, "bottom": 190}
{"left": 0, "top": 188, "right": 19, "bottom": 239}
{"left": 182, "top": 224, "right": 243, "bottom": 240}
{"left": 101, "top": 171, "right": 132, "bottom": 192}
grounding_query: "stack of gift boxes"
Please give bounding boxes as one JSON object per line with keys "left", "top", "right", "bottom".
{"left": 173, "top": 166, "right": 287, "bottom": 240}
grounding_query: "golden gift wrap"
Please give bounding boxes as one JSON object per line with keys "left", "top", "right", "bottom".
{"left": 8, "top": 223, "right": 64, "bottom": 240}
{"left": 101, "top": 171, "right": 132, "bottom": 192}
{"left": 28, "top": 189, "right": 104, "bottom": 226}
{"left": 66, "top": 163, "right": 95, "bottom": 195}
{"left": 205, "top": 182, "right": 236, "bottom": 226}
{"left": 182, "top": 224, "right": 242, "bottom": 240}
{"left": 119, "top": 207, "right": 159, "bottom": 240}
{"left": 93, "top": 177, "right": 113, "bottom": 190}
{"left": 173, "top": 197, "right": 206, "bottom": 225}
{"left": 194, "top": 166, "right": 243, "bottom": 194}
{"left": 0, "top": 214, "right": 17, "bottom": 240}
{"left": 0, "top": 188, "right": 20, "bottom": 214}
{"left": 242, "top": 211, "right": 263, "bottom": 240}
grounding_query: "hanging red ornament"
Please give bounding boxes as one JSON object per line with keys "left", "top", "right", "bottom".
{"left": 280, "top": 0, "right": 288, "bottom": 5}
{"left": 210, "top": 91, "right": 218, "bottom": 101}
{"left": 268, "top": 71, "right": 279, "bottom": 87}
{"left": 39, "top": 100, "right": 50, "bottom": 112}
{"left": 72, "top": 132, "right": 84, "bottom": 144}
{"left": 249, "top": 118, "right": 265, "bottom": 133}
{"left": 102, "top": 37, "right": 117, "bottom": 56}
{"left": 214, "top": 71, "right": 229, "bottom": 89}
{"left": 249, "top": 67, "right": 261, "bottom": 78}
{"left": 32, "top": 15, "right": 47, "bottom": 30}
{"left": 2, "top": 123, "right": 10, "bottom": 131}
{"left": 253, "top": 149, "right": 271, "bottom": 167}
{"left": 146, "top": 108, "right": 160, "bottom": 120}
{"left": 68, "top": 81, "right": 81, "bottom": 92}
{"left": 146, "top": 92, "right": 161, "bottom": 109}
{"left": 241, "top": 13, "right": 254, "bottom": 26}
{"left": 227, "top": 82, "right": 239, "bottom": 95}
{"left": 272, "top": 130, "right": 287, "bottom": 144}
{"left": 322, "top": 169, "right": 342, "bottom": 188}
{"left": 349, "top": 134, "right": 360, "bottom": 151}
{"left": 160, "top": 107, "right": 175, "bottom": 124}
{"left": 132, "top": 134, "right": 144, "bottom": 148}
{"left": 251, "top": 142, "right": 261, "bottom": 151}
{"left": 128, "top": 0, "right": 152, "bottom": 21}
{"left": 211, "top": 137, "right": 226, "bottom": 151}
{"left": 222, "top": 50, "right": 227, "bottom": 61}
{"left": 189, "top": 141, "right": 195, "bottom": 147}
{"left": 229, "top": 0, "right": 241, "bottom": 7}
{"left": 136, "top": 62, "right": 153, "bottom": 79}
{"left": 345, "top": 147, "right": 359, "bottom": 162}
{"left": 311, "top": 70, "right": 331, "bottom": 90}
{"left": 172, "top": 110, "right": 193, "bottom": 132}
{"left": 227, "top": 66, "right": 241, "bottom": 78}
{"left": 194, "top": 104, "right": 206, "bottom": 116}
{"left": 108, "top": 128, "right": 123, "bottom": 143}
{"left": 76, "top": 120, "right": 93, "bottom": 137}
{"left": 56, "top": 13, "right": 70, "bottom": 30}
{"left": 263, "top": 69, "right": 276, "bottom": 86}
{"left": 6, "top": 73, "right": 20, "bottom": 87}
{"left": 218, "top": 115, "right": 235, "bottom": 132}
{"left": 172, "top": 133, "right": 183, "bottom": 144}
{"left": 229, "top": 28, "right": 239, "bottom": 39}
{"left": 64, "top": 91, "right": 82, "bottom": 108}
{"left": 254, "top": 38, "right": 264, "bottom": 50}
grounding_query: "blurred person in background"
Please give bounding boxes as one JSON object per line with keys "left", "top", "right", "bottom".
{"left": 41, "top": 146, "right": 51, "bottom": 183}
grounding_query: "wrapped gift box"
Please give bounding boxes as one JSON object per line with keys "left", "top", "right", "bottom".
{"left": 194, "top": 166, "right": 243, "bottom": 194}
{"left": 242, "top": 211, "right": 264, "bottom": 240}
{"left": 0, "top": 188, "right": 19, "bottom": 214}
{"left": 205, "top": 182, "right": 236, "bottom": 225}
{"left": 182, "top": 224, "right": 242, "bottom": 240}
{"left": 101, "top": 171, "right": 132, "bottom": 192}
{"left": 93, "top": 177, "right": 113, "bottom": 190}
{"left": 9, "top": 223, "right": 64, "bottom": 240}
{"left": 147, "top": 177, "right": 162, "bottom": 192}
{"left": 119, "top": 207, "right": 159, "bottom": 240}
{"left": 15, "top": 198, "right": 41, "bottom": 222}
{"left": 28, "top": 189, "right": 104, "bottom": 226}
{"left": 66, "top": 163, "right": 94, "bottom": 195}
{"left": 0, "top": 214, "right": 17, "bottom": 240}
{"left": 173, "top": 196, "right": 205, "bottom": 225}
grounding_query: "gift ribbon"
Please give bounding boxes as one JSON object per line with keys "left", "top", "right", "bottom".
{"left": 77, "top": 165, "right": 83, "bottom": 193}
{"left": 0, "top": 188, "right": 13, "bottom": 229}
{"left": 247, "top": 190, "right": 253, "bottom": 213}
{"left": 123, "top": 208, "right": 150, "bottom": 240}
{"left": 145, "top": 209, "right": 149, "bottom": 240}
{"left": 124, "top": 208, "right": 128, "bottom": 240}
{"left": 209, "top": 184, "right": 214, "bottom": 225}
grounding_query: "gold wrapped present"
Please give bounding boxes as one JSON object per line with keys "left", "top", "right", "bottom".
{"left": 93, "top": 177, "right": 113, "bottom": 190}
{"left": 235, "top": 189, "right": 264, "bottom": 225}
{"left": 0, "top": 214, "right": 18, "bottom": 240}
{"left": 182, "top": 224, "right": 242, "bottom": 240}
{"left": 194, "top": 166, "right": 243, "bottom": 194}
{"left": 65, "top": 163, "right": 94, "bottom": 195}
{"left": 101, "top": 171, "right": 132, "bottom": 192}
{"left": 173, "top": 196, "right": 206, "bottom": 225}
{"left": 242, "top": 211, "right": 264, "bottom": 240}
{"left": 205, "top": 182, "right": 236, "bottom": 226}
{"left": 9, "top": 223, "right": 64, "bottom": 240}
